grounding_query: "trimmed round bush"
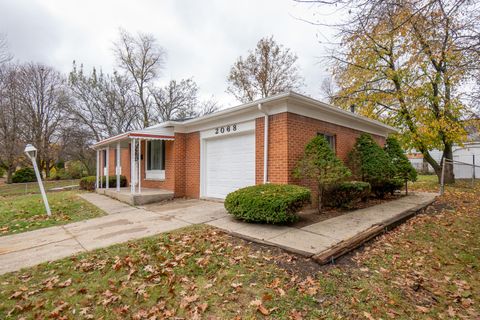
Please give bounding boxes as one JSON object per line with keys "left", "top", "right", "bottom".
{"left": 80, "top": 175, "right": 127, "bottom": 191}
{"left": 12, "top": 167, "right": 36, "bottom": 183}
{"left": 224, "top": 184, "right": 311, "bottom": 224}
{"left": 324, "top": 181, "right": 371, "bottom": 208}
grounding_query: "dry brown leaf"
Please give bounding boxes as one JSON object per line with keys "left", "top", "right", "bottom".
{"left": 257, "top": 304, "right": 270, "bottom": 316}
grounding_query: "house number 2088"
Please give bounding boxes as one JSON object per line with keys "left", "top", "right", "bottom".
{"left": 215, "top": 124, "right": 237, "bottom": 134}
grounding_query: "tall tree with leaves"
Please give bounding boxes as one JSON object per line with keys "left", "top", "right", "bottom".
{"left": 227, "top": 36, "right": 304, "bottom": 103}
{"left": 293, "top": 135, "right": 351, "bottom": 211}
{"left": 300, "top": 0, "right": 480, "bottom": 183}
{"left": 114, "top": 29, "right": 166, "bottom": 127}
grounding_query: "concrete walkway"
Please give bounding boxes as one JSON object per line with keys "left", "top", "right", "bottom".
{"left": 206, "top": 192, "right": 436, "bottom": 257}
{"left": 0, "top": 192, "right": 435, "bottom": 275}
{"left": 0, "top": 194, "right": 225, "bottom": 275}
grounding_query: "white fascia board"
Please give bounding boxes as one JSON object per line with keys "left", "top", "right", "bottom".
{"left": 164, "top": 91, "right": 397, "bottom": 137}
{"left": 285, "top": 100, "right": 395, "bottom": 137}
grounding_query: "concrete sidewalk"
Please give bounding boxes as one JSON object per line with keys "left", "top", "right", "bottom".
{"left": 206, "top": 192, "right": 437, "bottom": 257}
{"left": 0, "top": 195, "right": 214, "bottom": 275}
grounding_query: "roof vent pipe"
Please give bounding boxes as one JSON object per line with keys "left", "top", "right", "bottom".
{"left": 258, "top": 103, "right": 269, "bottom": 184}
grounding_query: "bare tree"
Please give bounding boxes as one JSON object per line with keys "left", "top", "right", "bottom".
{"left": 57, "top": 125, "right": 96, "bottom": 175}
{"left": 68, "top": 62, "right": 138, "bottom": 140}
{"left": 198, "top": 97, "right": 220, "bottom": 116}
{"left": 152, "top": 78, "right": 220, "bottom": 121}
{"left": 16, "top": 63, "right": 69, "bottom": 177}
{"left": 0, "top": 64, "right": 23, "bottom": 183}
{"left": 0, "top": 34, "right": 12, "bottom": 65}
{"left": 227, "top": 36, "right": 304, "bottom": 103}
{"left": 152, "top": 78, "right": 199, "bottom": 121}
{"left": 114, "top": 29, "right": 166, "bottom": 127}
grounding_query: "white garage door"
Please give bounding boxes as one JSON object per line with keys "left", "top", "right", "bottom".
{"left": 204, "top": 132, "right": 255, "bottom": 199}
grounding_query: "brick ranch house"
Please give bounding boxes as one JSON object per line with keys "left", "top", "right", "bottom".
{"left": 92, "top": 91, "right": 397, "bottom": 205}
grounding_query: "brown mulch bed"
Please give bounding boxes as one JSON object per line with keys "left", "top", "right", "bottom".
{"left": 292, "top": 193, "right": 405, "bottom": 228}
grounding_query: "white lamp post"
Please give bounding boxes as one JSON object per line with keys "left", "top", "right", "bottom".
{"left": 24, "top": 144, "right": 51, "bottom": 216}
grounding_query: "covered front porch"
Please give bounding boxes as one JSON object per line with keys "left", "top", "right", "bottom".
{"left": 92, "top": 125, "right": 175, "bottom": 205}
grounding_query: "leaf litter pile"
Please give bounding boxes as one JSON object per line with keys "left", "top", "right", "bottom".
{"left": 0, "top": 182, "right": 479, "bottom": 319}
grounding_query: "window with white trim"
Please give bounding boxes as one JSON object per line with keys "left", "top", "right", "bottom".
{"left": 317, "top": 132, "right": 336, "bottom": 152}
{"left": 146, "top": 140, "right": 165, "bottom": 180}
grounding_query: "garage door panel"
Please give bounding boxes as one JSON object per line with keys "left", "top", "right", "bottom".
{"left": 204, "top": 132, "right": 255, "bottom": 199}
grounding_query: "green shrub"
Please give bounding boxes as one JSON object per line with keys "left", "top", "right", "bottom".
{"left": 347, "top": 133, "right": 396, "bottom": 197}
{"left": 224, "top": 184, "right": 311, "bottom": 224}
{"left": 50, "top": 168, "right": 72, "bottom": 180}
{"left": 65, "top": 160, "right": 88, "bottom": 179}
{"left": 12, "top": 167, "right": 37, "bottom": 183}
{"left": 293, "top": 135, "right": 351, "bottom": 210}
{"left": 79, "top": 175, "right": 127, "bottom": 191}
{"left": 384, "top": 136, "right": 417, "bottom": 193}
{"left": 324, "top": 181, "right": 371, "bottom": 208}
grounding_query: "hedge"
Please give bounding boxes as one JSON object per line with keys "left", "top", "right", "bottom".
{"left": 79, "top": 175, "right": 127, "bottom": 191}
{"left": 224, "top": 184, "right": 311, "bottom": 224}
{"left": 12, "top": 167, "right": 37, "bottom": 183}
{"left": 324, "top": 181, "right": 371, "bottom": 208}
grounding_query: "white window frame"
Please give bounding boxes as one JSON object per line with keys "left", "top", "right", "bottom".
{"left": 145, "top": 140, "right": 166, "bottom": 180}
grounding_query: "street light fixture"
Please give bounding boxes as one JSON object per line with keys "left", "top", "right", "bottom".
{"left": 24, "top": 144, "right": 51, "bottom": 216}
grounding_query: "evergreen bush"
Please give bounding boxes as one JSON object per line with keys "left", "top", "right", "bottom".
{"left": 224, "top": 184, "right": 311, "bottom": 224}
{"left": 347, "top": 133, "right": 396, "bottom": 197}
{"left": 12, "top": 167, "right": 37, "bottom": 183}
{"left": 324, "top": 181, "right": 371, "bottom": 208}
{"left": 293, "top": 135, "right": 351, "bottom": 210}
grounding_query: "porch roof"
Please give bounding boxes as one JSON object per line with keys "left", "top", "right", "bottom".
{"left": 92, "top": 126, "right": 175, "bottom": 149}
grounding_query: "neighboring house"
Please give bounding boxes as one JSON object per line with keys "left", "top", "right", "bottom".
{"left": 407, "top": 122, "right": 480, "bottom": 179}
{"left": 92, "top": 91, "right": 396, "bottom": 204}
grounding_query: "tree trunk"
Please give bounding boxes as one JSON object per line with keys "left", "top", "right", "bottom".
{"left": 318, "top": 186, "right": 323, "bottom": 214}
{"left": 442, "top": 144, "right": 455, "bottom": 184}
{"left": 6, "top": 167, "right": 14, "bottom": 184}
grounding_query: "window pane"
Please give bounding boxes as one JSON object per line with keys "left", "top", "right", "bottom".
{"left": 147, "top": 140, "right": 164, "bottom": 170}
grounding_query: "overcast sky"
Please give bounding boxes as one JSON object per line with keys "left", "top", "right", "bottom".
{"left": 0, "top": 0, "right": 342, "bottom": 107}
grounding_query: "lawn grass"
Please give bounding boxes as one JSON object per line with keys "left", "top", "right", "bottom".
{"left": 0, "top": 191, "right": 105, "bottom": 236}
{"left": 0, "top": 178, "right": 478, "bottom": 318}
{"left": 0, "top": 179, "right": 80, "bottom": 196}
{"left": 0, "top": 225, "right": 322, "bottom": 319}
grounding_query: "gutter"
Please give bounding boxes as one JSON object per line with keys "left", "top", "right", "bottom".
{"left": 258, "top": 103, "right": 269, "bottom": 184}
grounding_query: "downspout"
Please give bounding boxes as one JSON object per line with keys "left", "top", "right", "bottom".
{"left": 258, "top": 103, "right": 269, "bottom": 184}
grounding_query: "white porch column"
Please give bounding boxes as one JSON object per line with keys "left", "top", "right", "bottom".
{"left": 130, "top": 138, "right": 136, "bottom": 194}
{"left": 95, "top": 149, "right": 99, "bottom": 189}
{"left": 138, "top": 139, "right": 142, "bottom": 194}
{"left": 116, "top": 142, "right": 121, "bottom": 192}
{"left": 100, "top": 150, "right": 103, "bottom": 189}
{"left": 106, "top": 147, "right": 110, "bottom": 189}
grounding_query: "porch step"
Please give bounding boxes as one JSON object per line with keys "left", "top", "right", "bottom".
{"left": 96, "top": 188, "right": 174, "bottom": 206}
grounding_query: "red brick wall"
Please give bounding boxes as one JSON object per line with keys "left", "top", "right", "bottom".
{"left": 185, "top": 132, "right": 200, "bottom": 198}
{"left": 255, "top": 113, "right": 290, "bottom": 185}
{"left": 256, "top": 112, "right": 386, "bottom": 206}
{"left": 173, "top": 133, "right": 186, "bottom": 197}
